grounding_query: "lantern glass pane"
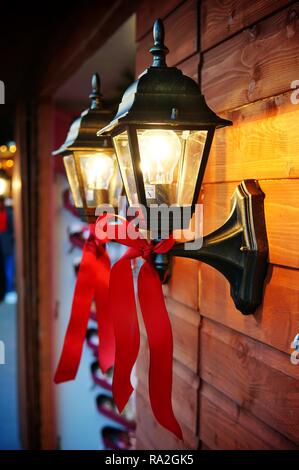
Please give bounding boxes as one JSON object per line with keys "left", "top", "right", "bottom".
{"left": 63, "top": 154, "right": 83, "bottom": 208}
{"left": 136, "top": 129, "right": 207, "bottom": 206}
{"left": 78, "top": 150, "right": 116, "bottom": 208}
{"left": 177, "top": 130, "right": 208, "bottom": 205}
{"left": 137, "top": 129, "right": 181, "bottom": 205}
{"left": 113, "top": 131, "right": 139, "bottom": 205}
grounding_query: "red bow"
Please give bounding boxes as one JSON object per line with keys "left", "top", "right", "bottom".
{"left": 95, "top": 214, "right": 183, "bottom": 440}
{"left": 54, "top": 224, "right": 114, "bottom": 383}
{"left": 0, "top": 209, "right": 7, "bottom": 233}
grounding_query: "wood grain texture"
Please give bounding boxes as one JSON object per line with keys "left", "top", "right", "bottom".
{"left": 168, "top": 257, "right": 199, "bottom": 311}
{"left": 202, "top": 3, "right": 299, "bottom": 112}
{"left": 136, "top": 0, "right": 198, "bottom": 76}
{"left": 200, "top": 382, "right": 298, "bottom": 449}
{"left": 200, "top": 179, "right": 299, "bottom": 269}
{"left": 136, "top": 0, "right": 184, "bottom": 40}
{"left": 205, "top": 91, "right": 299, "bottom": 183}
{"left": 137, "top": 337, "right": 200, "bottom": 433}
{"left": 198, "top": 263, "right": 299, "bottom": 354}
{"left": 178, "top": 53, "right": 200, "bottom": 82}
{"left": 166, "top": 297, "right": 200, "bottom": 372}
{"left": 201, "top": 0, "right": 294, "bottom": 51}
{"left": 136, "top": 386, "right": 199, "bottom": 449}
{"left": 200, "top": 319, "right": 299, "bottom": 444}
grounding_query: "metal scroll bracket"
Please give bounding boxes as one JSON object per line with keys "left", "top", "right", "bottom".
{"left": 155, "top": 179, "right": 269, "bottom": 315}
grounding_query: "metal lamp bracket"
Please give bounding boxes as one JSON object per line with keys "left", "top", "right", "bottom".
{"left": 155, "top": 179, "right": 269, "bottom": 315}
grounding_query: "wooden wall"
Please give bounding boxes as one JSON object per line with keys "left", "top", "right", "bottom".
{"left": 135, "top": 0, "right": 299, "bottom": 450}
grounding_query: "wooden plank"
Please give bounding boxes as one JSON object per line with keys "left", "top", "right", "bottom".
{"left": 136, "top": 387, "right": 198, "bottom": 449}
{"left": 136, "top": 0, "right": 184, "bottom": 41}
{"left": 200, "top": 319, "right": 299, "bottom": 444}
{"left": 200, "top": 442, "right": 211, "bottom": 450}
{"left": 202, "top": 3, "right": 299, "bottom": 112}
{"left": 136, "top": 0, "right": 198, "bottom": 76}
{"left": 205, "top": 90, "right": 299, "bottom": 183}
{"left": 166, "top": 297, "right": 200, "bottom": 372}
{"left": 200, "top": 382, "right": 298, "bottom": 449}
{"left": 201, "top": 0, "right": 294, "bottom": 51}
{"left": 137, "top": 337, "right": 200, "bottom": 433}
{"left": 198, "top": 263, "right": 299, "bottom": 355}
{"left": 138, "top": 296, "right": 200, "bottom": 372}
{"left": 177, "top": 53, "right": 199, "bottom": 83}
{"left": 168, "top": 257, "right": 199, "bottom": 311}
{"left": 199, "top": 180, "right": 299, "bottom": 269}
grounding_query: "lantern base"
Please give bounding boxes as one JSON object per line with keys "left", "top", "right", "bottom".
{"left": 154, "top": 179, "right": 269, "bottom": 315}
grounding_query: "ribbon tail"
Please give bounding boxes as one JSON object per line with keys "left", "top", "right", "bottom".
{"left": 54, "top": 244, "right": 96, "bottom": 383}
{"left": 95, "top": 249, "right": 115, "bottom": 373}
{"left": 138, "top": 262, "right": 183, "bottom": 440}
{"left": 110, "top": 258, "right": 140, "bottom": 412}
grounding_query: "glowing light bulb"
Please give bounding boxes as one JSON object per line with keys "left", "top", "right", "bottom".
{"left": 81, "top": 152, "right": 114, "bottom": 190}
{"left": 0, "top": 178, "right": 9, "bottom": 197}
{"left": 138, "top": 130, "right": 181, "bottom": 184}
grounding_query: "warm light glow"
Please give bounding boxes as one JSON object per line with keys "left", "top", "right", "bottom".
{"left": 80, "top": 152, "right": 114, "bottom": 190}
{"left": 9, "top": 144, "right": 16, "bottom": 153}
{"left": 138, "top": 130, "right": 181, "bottom": 184}
{"left": 0, "top": 145, "right": 7, "bottom": 153}
{"left": 5, "top": 159, "right": 14, "bottom": 168}
{"left": 0, "top": 177, "right": 9, "bottom": 197}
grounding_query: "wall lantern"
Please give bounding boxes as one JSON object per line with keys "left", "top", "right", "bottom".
{"left": 97, "top": 19, "right": 269, "bottom": 314}
{"left": 0, "top": 169, "right": 10, "bottom": 198}
{"left": 53, "top": 73, "right": 121, "bottom": 222}
{"left": 98, "top": 20, "right": 232, "bottom": 232}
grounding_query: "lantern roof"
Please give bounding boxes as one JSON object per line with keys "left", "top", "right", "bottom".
{"left": 52, "top": 73, "right": 112, "bottom": 155}
{"left": 97, "top": 19, "right": 232, "bottom": 135}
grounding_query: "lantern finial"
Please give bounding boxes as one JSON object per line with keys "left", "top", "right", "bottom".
{"left": 89, "top": 73, "right": 102, "bottom": 109}
{"left": 150, "top": 19, "right": 169, "bottom": 67}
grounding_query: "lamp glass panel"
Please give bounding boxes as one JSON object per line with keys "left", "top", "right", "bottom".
{"left": 78, "top": 150, "right": 115, "bottom": 208}
{"left": 137, "top": 129, "right": 182, "bottom": 205}
{"left": 63, "top": 154, "right": 83, "bottom": 208}
{"left": 113, "top": 131, "right": 139, "bottom": 205}
{"left": 137, "top": 129, "right": 208, "bottom": 206}
{"left": 177, "top": 130, "right": 208, "bottom": 205}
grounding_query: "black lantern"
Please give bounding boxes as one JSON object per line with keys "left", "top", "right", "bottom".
{"left": 97, "top": 19, "right": 231, "bottom": 232}
{"left": 97, "top": 19, "right": 269, "bottom": 316}
{"left": 53, "top": 73, "right": 121, "bottom": 222}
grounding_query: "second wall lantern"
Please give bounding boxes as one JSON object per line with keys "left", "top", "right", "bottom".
{"left": 53, "top": 74, "right": 121, "bottom": 222}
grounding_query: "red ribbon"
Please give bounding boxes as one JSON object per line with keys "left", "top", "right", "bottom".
{"left": 95, "top": 214, "right": 183, "bottom": 440}
{"left": 54, "top": 224, "right": 114, "bottom": 383}
{"left": 0, "top": 209, "right": 7, "bottom": 232}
